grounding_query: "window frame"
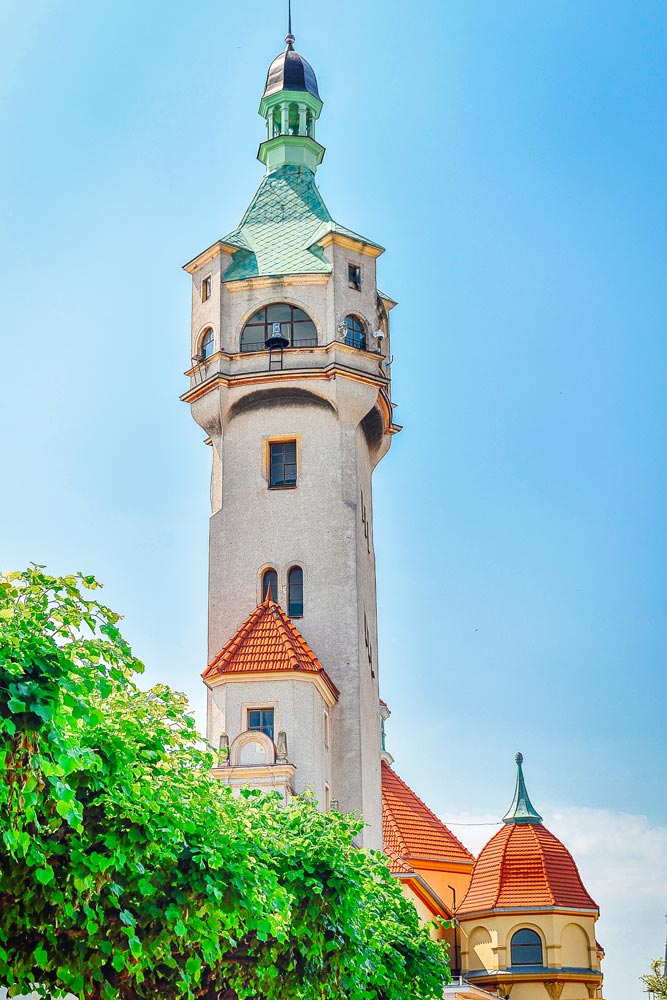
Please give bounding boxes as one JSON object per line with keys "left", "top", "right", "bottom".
{"left": 343, "top": 314, "right": 366, "bottom": 351}
{"left": 247, "top": 707, "right": 275, "bottom": 742}
{"left": 240, "top": 303, "right": 318, "bottom": 353}
{"left": 200, "top": 327, "right": 215, "bottom": 360}
{"left": 201, "top": 274, "right": 212, "bottom": 302}
{"left": 510, "top": 929, "right": 543, "bottom": 967}
{"left": 262, "top": 567, "right": 278, "bottom": 601}
{"left": 287, "top": 565, "right": 304, "bottom": 618}
{"left": 347, "top": 263, "right": 362, "bottom": 291}
{"left": 268, "top": 438, "right": 298, "bottom": 490}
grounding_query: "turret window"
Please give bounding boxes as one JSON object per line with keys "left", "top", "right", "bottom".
{"left": 510, "top": 929, "right": 543, "bottom": 967}
{"left": 248, "top": 708, "right": 274, "bottom": 742}
{"left": 269, "top": 440, "right": 297, "bottom": 488}
{"left": 262, "top": 568, "right": 278, "bottom": 601}
{"left": 200, "top": 328, "right": 215, "bottom": 359}
{"left": 288, "top": 566, "right": 304, "bottom": 617}
{"left": 201, "top": 275, "right": 212, "bottom": 302}
{"left": 343, "top": 315, "right": 366, "bottom": 351}
{"left": 348, "top": 264, "right": 361, "bottom": 290}
{"left": 241, "top": 303, "right": 317, "bottom": 352}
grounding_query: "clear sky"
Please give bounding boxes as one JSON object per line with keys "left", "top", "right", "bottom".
{"left": 1, "top": 1, "right": 665, "bottom": 996}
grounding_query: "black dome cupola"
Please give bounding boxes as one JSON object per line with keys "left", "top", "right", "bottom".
{"left": 263, "top": 34, "right": 320, "bottom": 100}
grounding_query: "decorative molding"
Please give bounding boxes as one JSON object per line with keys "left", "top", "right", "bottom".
{"left": 544, "top": 983, "right": 564, "bottom": 1000}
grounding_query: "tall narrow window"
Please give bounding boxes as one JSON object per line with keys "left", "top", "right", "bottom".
{"left": 288, "top": 566, "right": 304, "bottom": 617}
{"left": 202, "top": 275, "right": 212, "bottom": 302}
{"left": 269, "top": 440, "right": 297, "bottom": 488}
{"left": 348, "top": 263, "right": 361, "bottom": 290}
{"left": 510, "top": 930, "right": 543, "bottom": 967}
{"left": 200, "top": 328, "right": 215, "bottom": 359}
{"left": 262, "top": 568, "right": 278, "bottom": 601}
{"left": 247, "top": 708, "right": 274, "bottom": 741}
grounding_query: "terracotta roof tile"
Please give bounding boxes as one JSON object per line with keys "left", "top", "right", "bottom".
{"left": 382, "top": 761, "right": 475, "bottom": 865}
{"left": 456, "top": 822, "right": 598, "bottom": 915}
{"left": 203, "top": 595, "right": 339, "bottom": 700}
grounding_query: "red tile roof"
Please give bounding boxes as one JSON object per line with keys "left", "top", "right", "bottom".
{"left": 384, "top": 845, "right": 415, "bottom": 875}
{"left": 203, "top": 595, "right": 339, "bottom": 699}
{"left": 456, "top": 821, "right": 598, "bottom": 915}
{"left": 382, "top": 761, "right": 475, "bottom": 865}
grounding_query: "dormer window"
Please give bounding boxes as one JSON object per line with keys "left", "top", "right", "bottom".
{"left": 202, "top": 275, "right": 212, "bottom": 302}
{"left": 348, "top": 264, "right": 361, "bottom": 290}
{"left": 200, "top": 328, "right": 215, "bottom": 359}
{"left": 343, "top": 315, "right": 366, "bottom": 351}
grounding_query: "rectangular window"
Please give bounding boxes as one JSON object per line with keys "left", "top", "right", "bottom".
{"left": 348, "top": 263, "right": 361, "bottom": 290}
{"left": 247, "top": 708, "right": 274, "bottom": 741}
{"left": 269, "top": 440, "right": 297, "bottom": 488}
{"left": 324, "top": 784, "right": 330, "bottom": 810}
{"left": 202, "top": 275, "right": 212, "bottom": 302}
{"left": 324, "top": 709, "right": 330, "bottom": 749}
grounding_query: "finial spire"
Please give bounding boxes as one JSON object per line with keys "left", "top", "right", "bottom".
{"left": 286, "top": 0, "right": 295, "bottom": 48}
{"left": 503, "top": 751, "right": 543, "bottom": 825}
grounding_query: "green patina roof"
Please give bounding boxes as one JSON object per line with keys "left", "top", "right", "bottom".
{"left": 503, "top": 752, "right": 543, "bottom": 825}
{"left": 220, "top": 165, "right": 383, "bottom": 283}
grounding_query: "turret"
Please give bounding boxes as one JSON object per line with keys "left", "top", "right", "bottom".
{"left": 258, "top": 32, "right": 325, "bottom": 174}
{"left": 181, "top": 30, "right": 399, "bottom": 849}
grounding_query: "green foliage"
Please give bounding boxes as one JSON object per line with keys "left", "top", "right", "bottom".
{"left": 0, "top": 566, "right": 450, "bottom": 1000}
{"left": 641, "top": 959, "right": 667, "bottom": 999}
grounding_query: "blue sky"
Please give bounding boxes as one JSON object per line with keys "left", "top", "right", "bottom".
{"left": 1, "top": 1, "right": 665, "bottom": 995}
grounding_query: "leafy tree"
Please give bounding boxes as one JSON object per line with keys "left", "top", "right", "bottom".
{"left": 641, "top": 959, "right": 667, "bottom": 999}
{"left": 0, "top": 566, "right": 450, "bottom": 1000}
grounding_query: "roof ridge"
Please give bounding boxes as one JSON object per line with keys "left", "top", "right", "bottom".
{"left": 491, "top": 823, "right": 512, "bottom": 909}
{"left": 530, "top": 822, "right": 556, "bottom": 906}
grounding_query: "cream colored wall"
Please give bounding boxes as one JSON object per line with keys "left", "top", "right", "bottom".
{"left": 459, "top": 911, "right": 600, "bottom": 974}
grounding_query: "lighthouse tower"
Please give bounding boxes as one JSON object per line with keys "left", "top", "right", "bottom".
{"left": 181, "top": 31, "right": 398, "bottom": 848}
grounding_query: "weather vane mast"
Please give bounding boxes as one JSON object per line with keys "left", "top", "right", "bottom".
{"left": 286, "top": 0, "right": 295, "bottom": 46}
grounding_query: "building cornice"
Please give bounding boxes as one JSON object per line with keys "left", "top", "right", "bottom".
{"left": 183, "top": 241, "right": 236, "bottom": 274}
{"left": 224, "top": 273, "right": 330, "bottom": 292}
{"left": 204, "top": 666, "right": 339, "bottom": 708}
{"left": 457, "top": 905, "right": 600, "bottom": 921}
{"left": 408, "top": 856, "right": 475, "bottom": 873}
{"left": 314, "top": 231, "right": 384, "bottom": 258}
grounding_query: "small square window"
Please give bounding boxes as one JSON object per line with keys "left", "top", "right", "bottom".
{"left": 348, "top": 264, "right": 361, "bottom": 290}
{"left": 248, "top": 708, "right": 274, "bottom": 741}
{"left": 269, "top": 440, "right": 297, "bottom": 488}
{"left": 202, "top": 275, "right": 212, "bottom": 302}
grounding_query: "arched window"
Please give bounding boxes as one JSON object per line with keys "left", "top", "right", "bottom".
{"left": 510, "top": 929, "right": 543, "bottom": 967}
{"left": 200, "top": 328, "right": 215, "bottom": 359}
{"left": 241, "top": 304, "right": 317, "bottom": 352}
{"left": 343, "top": 315, "right": 366, "bottom": 350}
{"left": 262, "top": 568, "right": 278, "bottom": 602}
{"left": 288, "top": 566, "right": 304, "bottom": 617}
